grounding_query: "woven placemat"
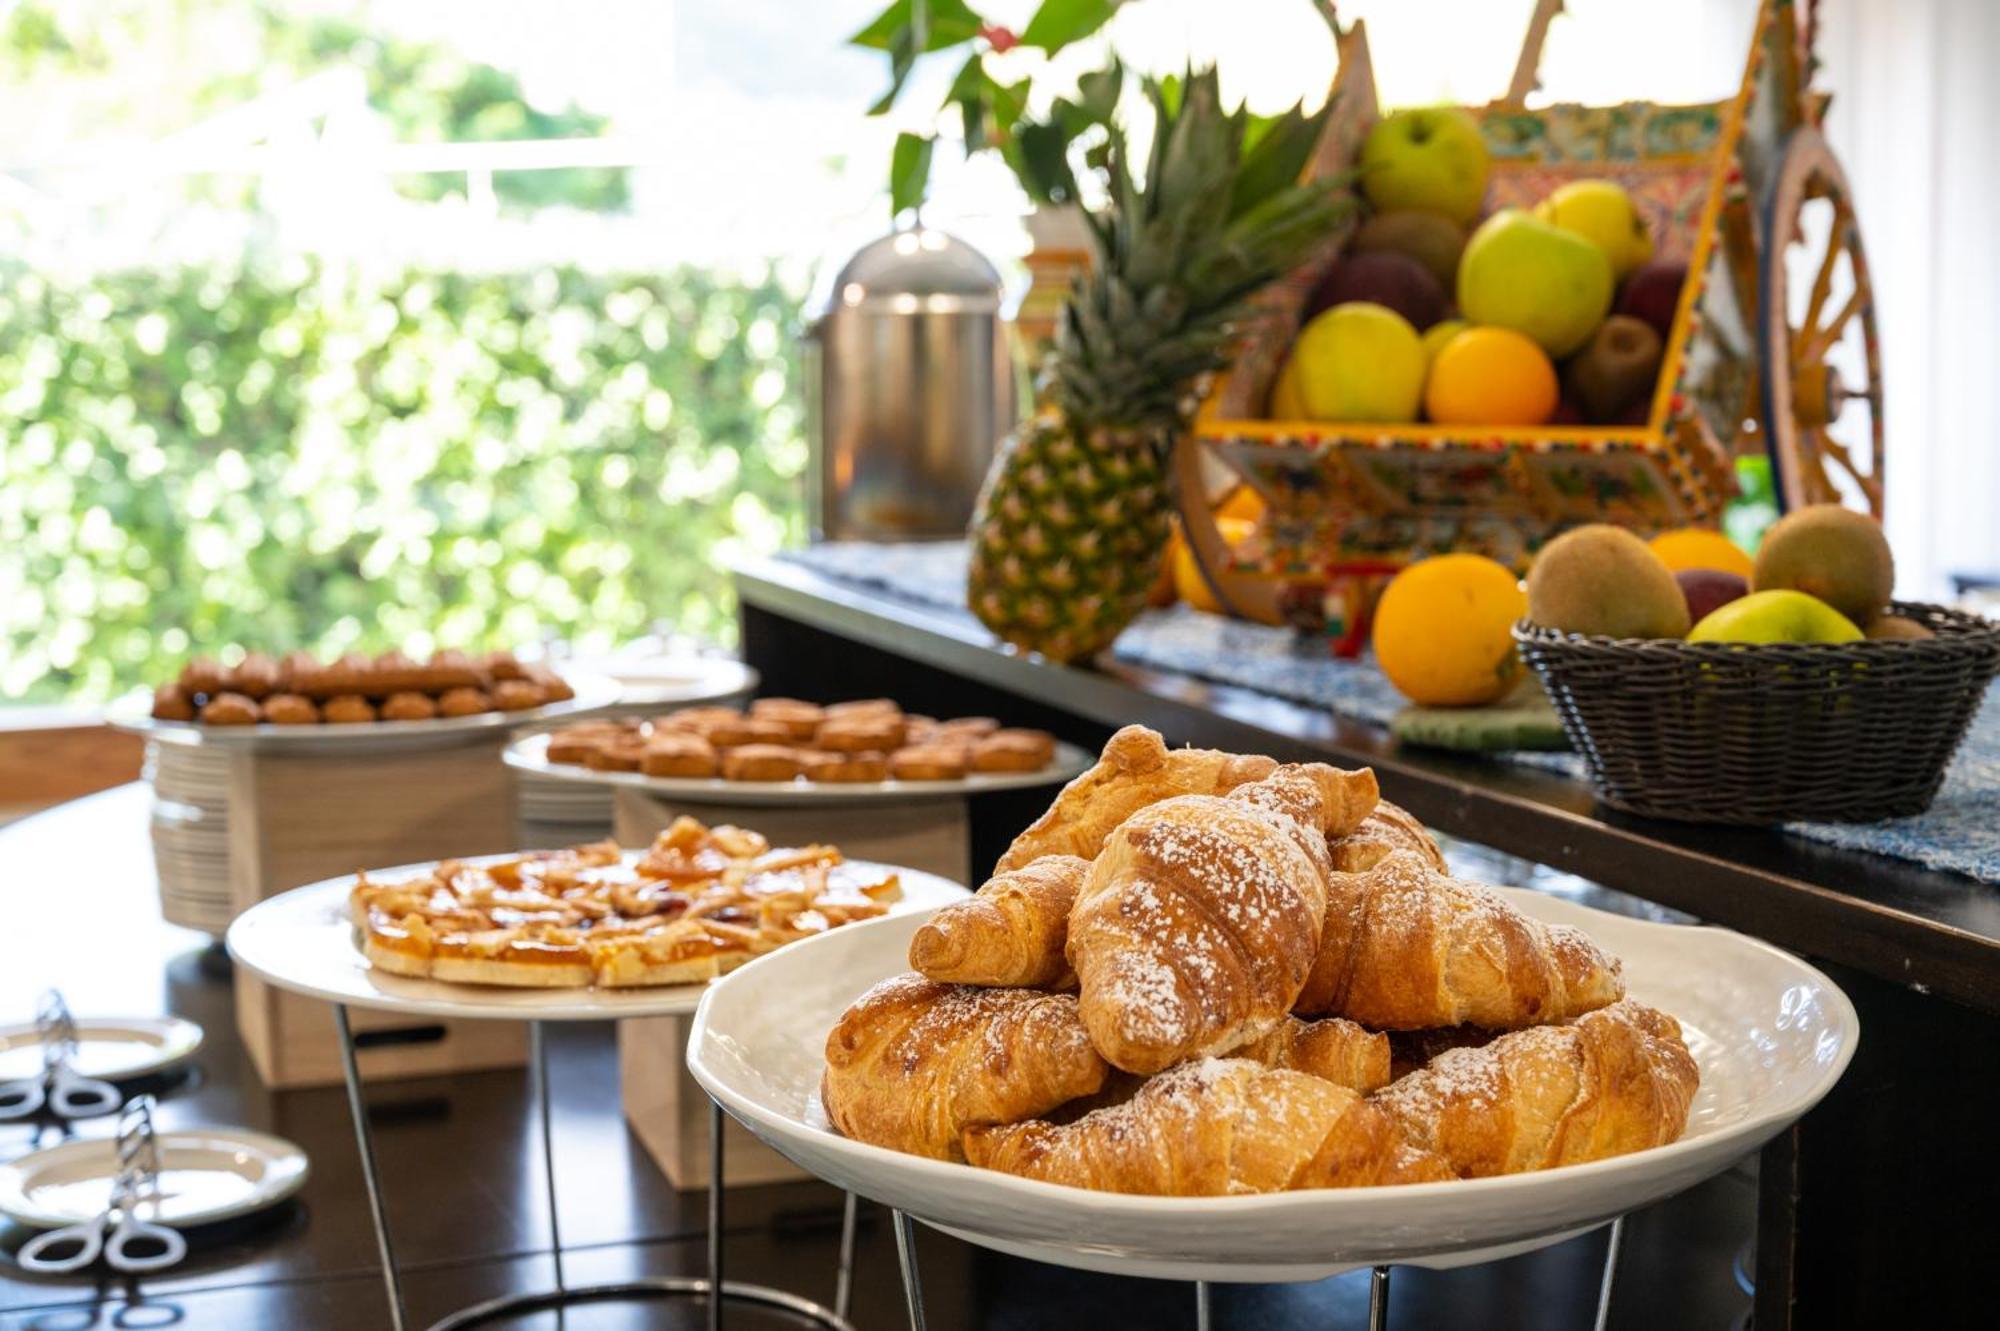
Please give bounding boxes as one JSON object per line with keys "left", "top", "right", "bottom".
{"left": 780, "top": 542, "right": 2000, "bottom": 883}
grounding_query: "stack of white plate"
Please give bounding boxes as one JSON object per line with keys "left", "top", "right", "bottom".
{"left": 146, "top": 741, "right": 234, "bottom": 936}
{"left": 515, "top": 775, "right": 615, "bottom": 846}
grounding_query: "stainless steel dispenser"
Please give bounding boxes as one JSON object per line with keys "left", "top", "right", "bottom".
{"left": 805, "top": 228, "right": 1016, "bottom": 542}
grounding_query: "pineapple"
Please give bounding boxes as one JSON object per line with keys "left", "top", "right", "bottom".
{"left": 968, "top": 68, "right": 1350, "bottom": 661}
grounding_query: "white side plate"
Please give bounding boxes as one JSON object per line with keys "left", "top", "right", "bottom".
{"left": 689, "top": 894, "right": 1859, "bottom": 1283}
{"left": 0, "top": 1018, "right": 204, "bottom": 1083}
{"left": 0, "top": 1128, "right": 308, "bottom": 1229}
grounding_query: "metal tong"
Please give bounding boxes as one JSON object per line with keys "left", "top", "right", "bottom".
{"left": 17, "top": 1095, "right": 188, "bottom": 1275}
{"left": 0, "top": 991, "right": 122, "bottom": 1121}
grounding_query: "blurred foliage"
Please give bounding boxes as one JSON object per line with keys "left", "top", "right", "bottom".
{"left": 0, "top": 261, "right": 806, "bottom": 702}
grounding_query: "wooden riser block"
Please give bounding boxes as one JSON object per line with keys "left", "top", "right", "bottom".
{"left": 611, "top": 788, "right": 971, "bottom": 884}
{"left": 227, "top": 738, "right": 526, "bottom": 1088}
{"left": 621, "top": 1015, "right": 807, "bottom": 1189}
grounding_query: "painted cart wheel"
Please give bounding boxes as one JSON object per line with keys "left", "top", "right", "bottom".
{"left": 1758, "top": 126, "right": 1885, "bottom": 517}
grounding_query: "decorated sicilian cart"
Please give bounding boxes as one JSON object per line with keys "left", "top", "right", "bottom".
{"left": 1172, "top": 0, "right": 1883, "bottom": 638}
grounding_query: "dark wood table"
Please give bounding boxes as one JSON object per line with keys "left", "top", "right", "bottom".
{"left": 737, "top": 557, "right": 2000, "bottom": 1329}
{"left": 1, "top": 789, "right": 1757, "bottom": 1329}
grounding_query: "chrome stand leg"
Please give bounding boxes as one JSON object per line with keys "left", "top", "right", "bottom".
{"left": 1194, "top": 1279, "right": 1212, "bottom": 1331}
{"left": 530, "top": 1022, "right": 565, "bottom": 1297}
{"left": 708, "top": 1096, "right": 725, "bottom": 1331}
{"left": 1593, "top": 1216, "right": 1625, "bottom": 1331}
{"left": 892, "top": 1209, "right": 927, "bottom": 1331}
{"left": 335, "top": 1005, "right": 408, "bottom": 1331}
{"left": 1367, "top": 1265, "right": 1391, "bottom": 1331}
{"left": 834, "top": 1191, "right": 859, "bottom": 1319}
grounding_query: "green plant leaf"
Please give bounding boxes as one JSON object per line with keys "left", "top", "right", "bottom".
{"left": 850, "top": 0, "right": 984, "bottom": 52}
{"left": 890, "top": 131, "right": 935, "bottom": 216}
{"left": 1019, "top": 0, "right": 1120, "bottom": 54}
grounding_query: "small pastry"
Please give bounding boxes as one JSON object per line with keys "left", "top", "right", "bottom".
{"left": 292, "top": 655, "right": 376, "bottom": 699}
{"left": 748, "top": 697, "right": 825, "bottom": 742}
{"left": 277, "top": 651, "right": 319, "bottom": 690}
{"left": 934, "top": 716, "right": 1000, "bottom": 741}
{"left": 199, "top": 692, "right": 260, "bottom": 726}
{"left": 525, "top": 666, "right": 575, "bottom": 703}
{"left": 804, "top": 750, "right": 890, "bottom": 784}
{"left": 491, "top": 680, "right": 547, "bottom": 711}
{"left": 436, "top": 687, "right": 493, "bottom": 718}
{"left": 655, "top": 706, "right": 741, "bottom": 735}
{"left": 722, "top": 744, "right": 805, "bottom": 782}
{"left": 901, "top": 714, "right": 941, "bottom": 743}
{"left": 151, "top": 684, "right": 196, "bottom": 722}
{"left": 547, "top": 725, "right": 623, "bottom": 765}
{"left": 891, "top": 745, "right": 967, "bottom": 781}
{"left": 381, "top": 691, "right": 440, "bottom": 722}
{"left": 823, "top": 698, "right": 901, "bottom": 720}
{"left": 262, "top": 693, "right": 321, "bottom": 725}
{"left": 707, "top": 716, "right": 795, "bottom": 748}
{"left": 228, "top": 653, "right": 281, "bottom": 700}
{"left": 816, "top": 715, "right": 906, "bottom": 754}
{"left": 971, "top": 729, "right": 1057, "bottom": 772}
{"left": 482, "top": 651, "right": 528, "bottom": 682}
{"left": 322, "top": 694, "right": 378, "bottom": 724}
{"left": 585, "top": 738, "right": 647, "bottom": 772}
{"left": 178, "top": 658, "right": 225, "bottom": 697}
{"left": 642, "top": 734, "right": 720, "bottom": 778}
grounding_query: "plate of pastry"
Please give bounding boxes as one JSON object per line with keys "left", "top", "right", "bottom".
{"left": 505, "top": 697, "right": 1091, "bottom": 805}
{"left": 112, "top": 648, "right": 616, "bottom": 753}
{"left": 228, "top": 823, "right": 968, "bottom": 1021}
{"left": 688, "top": 726, "right": 1858, "bottom": 1281}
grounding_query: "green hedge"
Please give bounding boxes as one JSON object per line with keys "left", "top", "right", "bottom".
{"left": 0, "top": 259, "right": 807, "bottom": 702}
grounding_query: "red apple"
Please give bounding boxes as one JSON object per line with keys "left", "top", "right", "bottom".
{"left": 1615, "top": 261, "right": 1688, "bottom": 342}
{"left": 1306, "top": 251, "right": 1448, "bottom": 330}
{"left": 1676, "top": 568, "right": 1748, "bottom": 625}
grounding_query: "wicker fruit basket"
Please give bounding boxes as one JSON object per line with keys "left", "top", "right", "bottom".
{"left": 1514, "top": 602, "right": 2000, "bottom": 824}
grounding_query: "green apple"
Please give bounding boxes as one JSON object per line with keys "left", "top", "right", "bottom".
{"left": 1358, "top": 108, "right": 1490, "bottom": 226}
{"left": 1687, "top": 590, "right": 1863, "bottom": 644}
{"left": 1458, "top": 209, "right": 1613, "bottom": 358}
{"left": 1419, "top": 319, "right": 1468, "bottom": 369}
{"left": 1536, "top": 179, "right": 1654, "bottom": 280}
{"left": 1292, "top": 302, "right": 1425, "bottom": 423}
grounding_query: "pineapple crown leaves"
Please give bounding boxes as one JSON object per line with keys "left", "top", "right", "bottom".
{"left": 1053, "top": 66, "right": 1354, "bottom": 436}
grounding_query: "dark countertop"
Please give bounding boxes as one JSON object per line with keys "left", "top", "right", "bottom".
{"left": 0, "top": 786, "right": 1756, "bottom": 1328}
{"left": 737, "top": 557, "right": 2000, "bottom": 1014}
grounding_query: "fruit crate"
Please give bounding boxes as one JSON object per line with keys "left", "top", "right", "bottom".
{"left": 1176, "top": 0, "right": 1881, "bottom": 631}
{"left": 1513, "top": 602, "right": 2000, "bottom": 824}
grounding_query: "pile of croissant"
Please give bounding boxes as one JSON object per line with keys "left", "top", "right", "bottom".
{"left": 820, "top": 726, "right": 1699, "bottom": 1196}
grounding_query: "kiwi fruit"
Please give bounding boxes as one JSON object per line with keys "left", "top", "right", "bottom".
{"left": 1865, "top": 614, "right": 1934, "bottom": 641}
{"left": 1527, "top": 524, "right": 1692, "bottom": 639}
{"left": 1752, "top": 504, "right": 1894, "bottom": 626}
{"left": 1349, "top": 210, "right": 1466, "bottom": 291}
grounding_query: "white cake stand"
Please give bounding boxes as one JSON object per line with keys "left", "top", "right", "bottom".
{"left": 229, "top": 855, "right": 968, "bottom": 1331}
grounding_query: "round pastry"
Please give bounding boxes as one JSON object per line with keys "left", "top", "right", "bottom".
{"left": 436, "top": 687, "right": 493, "bottom": 718}
{"left": 816, "top": 715, "right": 906, "bottom": 754}
{"left": 228, "top": 653, "right": 281, "bottom": 700}
{"left": 198, "top": 692, "right": 261, "bottom": 726}
{"left": 277, "top": 651, "right": 320, "bottom": 690}
{"left": 824, "top": 698, "right": 902, "bottom": 720}
{"left": 722, "top": 744, "right": 805, "bottom": 782}
{"left": 491, "top": 680, "right": 548, "bottom": 712}
{"left": 291, "top": 655, "right": 376, "bottom": 700}
{"left": 526, "top": 667, "right": 575, "bottom": 703}
{"left": 178, "top": 658, "right": 225, "bottom": 697}
{"left": 381, "top": 691, "right": 440, "bottom": 722}
{"left": 547, "top": 724, "right": 626, "bottom": 766}
{"left": 656, "top": 706, "right": 742, "bottom": 735}
{"left": 642, "top": 734, "right": 720, "bottom": 778}
{"left": 707, "top": 716, "right": 795, "bottom": 748}
{"left": 261, "top": 693, "right": 321, "bottom": 725}
{"left": 482, "top": 651, "right": 528, "bottom": 682}
{"left": 970, "top": 729, "right": 1056, "bottom": 772}
{"left": 748, "top": 697, "right": 825, "bottom": 742}
{"left": 804, "top": 750, "right": 890, "bottom": 784}
{"left": 585, "top": 738, "right": 647, "bottom": 772}
{"left": 322, "top": 694, "right": 378, "bottom": 724}
{"left": 890, "top": 744, "right": 967, "bottom": 781}
{"left": 151, "top": 684, "right": 197, "bottom": 722}
{"left": 933, "top": 716, "right": 1000, "bottom": 741}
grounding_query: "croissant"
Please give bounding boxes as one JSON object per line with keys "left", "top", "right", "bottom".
{"left": 1234, "top": 1015, "right": 1392, "bottom": 1094}
{"left": 1372, "top": 999, "right": 1699, "bottom": 1177}
{"left": 1329, "top": 801, "right": 1446, "bottom": 874}
{"left": 963, "top": 1057, "right": 1453, "bottom": 1194}
{"left": 1067, "top": 764, "right": 1368, "bottom": 1074}
{"left": 907, "top": 854, "right": 1087, "bottom": 988}
{"left": 1294, "top": 849, "right": 1625, "bottom": 1029}
{"left": 821, "top": 973, "right": 1108, "bottom": 1161}
{"left": 996, "top": 725, "right": 1291, "bottom": 872}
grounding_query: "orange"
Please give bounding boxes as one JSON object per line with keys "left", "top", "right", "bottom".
{"left": 1371, "top": 554, "right": 1527, "bottom": 706}
{"left": 1423, "top": 326, "right": 1558, "bottom": 426}
{"left": 1649, "top": 527, "right": 1754, "bottom": 578}
{"left": 1171, "top": 517, "right": 1258, "bottom": 614}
